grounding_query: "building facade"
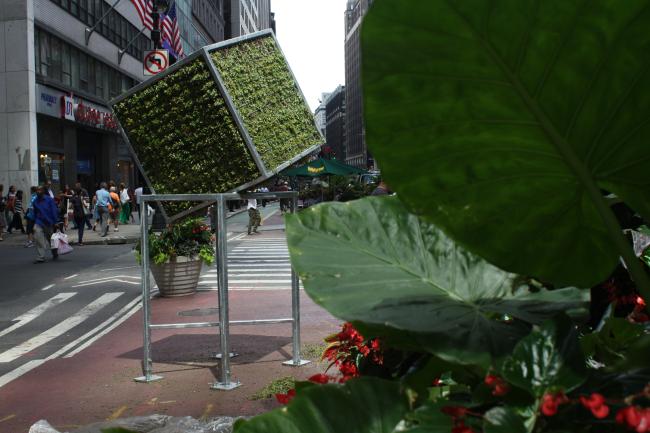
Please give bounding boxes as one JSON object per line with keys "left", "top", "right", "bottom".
{"left": 224, "top": 0, "right": 273, "bottom": 38}
{"left": 325, "top": 85, "right": 346, "bottom": 161}
{"left": 313, "top": 92, "right": 329, "bottom": 138}
{"left": 0, "top": 0, "right": 227, "bottom": 196}
{"left": 344, "top": 0, "right": 372, "bottom": 168}
{"left": 1, "top": 0, "right": 154, "bottom": 197}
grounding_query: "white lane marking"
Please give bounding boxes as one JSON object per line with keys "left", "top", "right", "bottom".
{"left": 225, "top": 264, "right": 291, "bottom": 267}
{"left": 202, "top": 270, "right": 291, "bottom": 274}
{"left": 261, "top": 209, "right": 279, "bottom": 222}
{"left": 41, "top": 284, "right": 55, "bottom": 291}
{"left": 0, "top": 359, "right": 47, "bottom": 388}
{"left": 0, "top": 293, "right": 77, "bottom": 339}
{"left": 72, "top": 279, "right": 140, "bottom": 288}
{"left": 64, "top": 299, "right": 141, "bottom": 358}
{"left": 0, "top": 292, "right": 123, "bottom": 363}
{"left": 201, "top": 273, "right": 291, "bottom": 278}
{"left": 232, "top": 249, "right": 289, "bottom": 252}
{"left": 199, "top": 279, "right": 292, "bottom": 284}
{"left": 64, "top": 274, "right": 78, "bottom": 280}
{"left": 228, "top": 254, "right": 290, "bottom": 257}
{"left": 54, "top": 296, "right": 141, "bottom": 358}
{"left": 100, "top": 265, "right": 139, "bottom": 272}
{"left": 72, "top": 275, "right": 141, "bottom": 285}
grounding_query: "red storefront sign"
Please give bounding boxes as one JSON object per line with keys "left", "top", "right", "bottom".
{"left": 59, "top": 97, "right": 119, "bottom": 132}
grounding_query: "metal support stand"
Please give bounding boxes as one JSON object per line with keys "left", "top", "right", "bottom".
{"left": 118, "top": 25, "right": 147, "bottom": 64}
{"left": 211, "top": 196, "right": 241, "bottom": 390}
{"left": 134, "top": 192, "right": 307, "bottom": 387}
{"left": 134, "top": 200, "right": 163, "bottom": 383}
{"left": 283, "top": 194, "right": 311, "bottom": 367}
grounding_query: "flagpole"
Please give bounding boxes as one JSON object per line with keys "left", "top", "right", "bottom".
{"left": 118, "top": 26, "right": 148, "bottom": 65}
{"left": 85, "top": 0, "right": 123, "bottom": 45}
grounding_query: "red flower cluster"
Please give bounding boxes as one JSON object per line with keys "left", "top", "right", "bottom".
{"left": 308, "top": 373, "right": 332, "bottom": 384}
{"left": 541, "top": 392, "right": 569, "bottom": 416}
{"left": 441, "top": 406, "right": 476, "bottom": 433}
{"left": 580, "top": 393, "right": 609, "bottom": 419}
{"left": 275, "top": 388, "right": 296, "bottom": 405}
{"left": 616, "top": 406, "right": 650, "bottom": 432}
{"left": 484, "top": 374, "right": 510, "bottom": 396}
{"left": 323, "top": 323, "right": 383, "bottom": 381}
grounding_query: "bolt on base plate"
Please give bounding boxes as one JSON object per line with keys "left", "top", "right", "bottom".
{"left": 134, "top": 374, "right": 164, "bottom": 383}
{"left": 213, "top": 352, "right": 239, "bottom": 359}
{"left": 211, "top": 380, "right": 242, "bottom": 390}
{"left": 282, "top": 359, "right": 311, "bottom": 367}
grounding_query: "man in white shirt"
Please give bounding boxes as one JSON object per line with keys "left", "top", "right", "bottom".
{"left": 247, "top": 198, "right": 260, "bottom": 235}
{"left": 134, "top": 186, "right": 143, "bottom": 221}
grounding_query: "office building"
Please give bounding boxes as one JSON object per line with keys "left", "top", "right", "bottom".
{"left": 344, "top": 0, "right": 372, "bottom": 168}
{"left": 314, "top": 92, "right": 329, "bottom": 138}
{"left": 224, "top": 0, "right": 273, "bottom": 38}
{"left": 325, "top": 85, "right": 345, "bottom": 161}
{"left": 0, "top": 0, "right": 227, "bottom": 196}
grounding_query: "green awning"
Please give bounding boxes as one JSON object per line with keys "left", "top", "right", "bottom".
{"left": 283, "top": 158, "right": 368, "bottom": 177}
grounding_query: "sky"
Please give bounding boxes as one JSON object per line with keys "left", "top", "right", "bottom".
{"left": 271, "top": 0, "right": 348, "bottom": 111}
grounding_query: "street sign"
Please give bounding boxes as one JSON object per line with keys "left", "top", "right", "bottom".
{"left": 143, "top": 50, "right": 169, "bottom": 76}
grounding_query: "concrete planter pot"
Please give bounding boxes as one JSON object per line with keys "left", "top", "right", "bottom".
{"left": 151, "top": 257, "right": 203, "bottom": 297}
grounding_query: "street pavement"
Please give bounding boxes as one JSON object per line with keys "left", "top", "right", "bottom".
{"left": 0, "top": 203, "right": 339, "bottom": 432}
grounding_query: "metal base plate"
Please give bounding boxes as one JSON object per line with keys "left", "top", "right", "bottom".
{"left": 211, "top": 380, "right": 241, "bottom": 390}
{"left": 282, "top": 359, "right": 311, "bottom": 367}
{"left": 213, "top": 352, "right": 239, "bottom": 359}
{"left": 134, "top": 374, "right": 164, "bottom": 383}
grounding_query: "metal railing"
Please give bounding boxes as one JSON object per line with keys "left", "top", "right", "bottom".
{"left": 134, "top": 191, "right": 309, "bottom": 390}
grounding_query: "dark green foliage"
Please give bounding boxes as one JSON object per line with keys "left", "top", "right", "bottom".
{"left": 113, "top": 58, "right": 260, "bottom": 199}
{"left": 210, "top": 36, "right": 322, "bottom": 171}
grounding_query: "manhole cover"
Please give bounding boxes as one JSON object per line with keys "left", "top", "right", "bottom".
{"left": 177, "top": 308, "right": 219, "bottom": 317}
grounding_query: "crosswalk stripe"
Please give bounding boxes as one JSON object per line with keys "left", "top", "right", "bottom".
{"left": 0, "top": 359, "right": 47, "bottom": 388}
{"left": 0, "top": 293, "right": 77, "bottom": 338}
{"left": 0, "top": 292, "right": 124, "bottom": 363}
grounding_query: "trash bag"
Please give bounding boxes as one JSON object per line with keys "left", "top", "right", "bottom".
{"left": 28, "top": 420, "right": 61, "bottom": 433}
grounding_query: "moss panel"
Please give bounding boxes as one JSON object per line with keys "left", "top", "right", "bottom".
{"left": 210, "top": 36, "right": 322, "bottom": 171}
{"left": 113, "top": 57, "right": 260, "bottom": 196}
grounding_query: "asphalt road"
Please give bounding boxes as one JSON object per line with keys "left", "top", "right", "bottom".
{"left": 0, "top": 204, "right": 281, "bottom": 387}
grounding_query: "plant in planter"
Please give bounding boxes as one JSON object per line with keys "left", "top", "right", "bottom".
{"left": 135, "top": 217, "right": 214, "bottom": 297}
{"left": 232, "top": 1, "right": 650, "bottom": 432}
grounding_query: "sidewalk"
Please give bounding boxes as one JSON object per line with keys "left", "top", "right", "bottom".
{"left": 0, "top": 229, "right": 340, "bottom": 432}
{"left": 0, "top": 207, "right": 251, "bottom": 248}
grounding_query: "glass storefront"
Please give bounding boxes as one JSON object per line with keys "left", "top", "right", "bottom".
{"left": 38, "top": 152, "right": 65, "bottom": 191}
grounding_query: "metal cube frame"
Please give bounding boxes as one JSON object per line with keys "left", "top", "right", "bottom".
{"left": 110, "top": 29, "right": 325, "bottom": 214}
{"left": 135, "top": 191, "right": 310, "bottom": 390}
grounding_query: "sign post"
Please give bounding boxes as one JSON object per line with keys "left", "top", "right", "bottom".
{"left": 143, "top": 50, "right": 169, "bottom": 76}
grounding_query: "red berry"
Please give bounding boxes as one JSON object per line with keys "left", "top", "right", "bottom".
{"left": 441, "top": 406, "right": 468, "bottom": 418}
{"left": 308, "top": 374, "right": 330, "bottom": 384}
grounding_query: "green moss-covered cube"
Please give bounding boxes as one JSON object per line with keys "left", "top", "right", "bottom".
{"left": 111, "top": 30, "right": 322, "bottom": 195}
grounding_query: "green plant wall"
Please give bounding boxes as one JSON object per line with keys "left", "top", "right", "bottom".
{"left": 113, "top": 58, "right": 260, "bottom": 196}
{"left": 210, "top": 35, "right": 323, "bottom": 171}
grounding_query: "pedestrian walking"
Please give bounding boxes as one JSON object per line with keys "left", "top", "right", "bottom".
{"left": 24, "top": 186, "right": 37, "bottom": 247}
{"left": 118, "top": 183, "right": 131, "bottom": 224}
{"left": 70, "top": 188, "right": 89, "bottom": 245}
{"left": 371, "top": 180, "right": 391, "bottom": 196}
{"left": 109, "top": 186, "right": 121, "bottom": 232}
{"left": 247, "top": 198, "right": 261, "bottom": 235}
{"left": 8, "top": 190, "right": 26, "bottom": 234}
{"left": 5, "top": 185, "right": 16, "bottom": 231}
{"left": 32, "top": 185, "right": 59, "bottom": 263}
{"left": 0, "top": 184, "right": 6, "bottom": 241}
{"left": 134, "top": 186, "right": 143, "bottom": 222}
{"left": 95, "top": 182, "right": 112, "bottom": 237}
{"left": 75, "top": 182, "right": 93, "bottom": 230}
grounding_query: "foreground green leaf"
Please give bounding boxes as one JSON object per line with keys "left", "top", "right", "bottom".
{"left": 362, "top": 0, "right": 650, "bottom": 290}
{"left": 483, "top": 406, "right": 527, "bottom": 433}
{"left": 233, "top": 377, "right": 408, "bottom": 433}
{"left": 287, "top": 196, "right": 588, "bottom": 364}
{"left": 501, "top": 315, "right": 587, "bottom": 397}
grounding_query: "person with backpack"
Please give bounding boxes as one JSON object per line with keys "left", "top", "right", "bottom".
{"left": 33, "top": 185, "right": 59, "bottom": 263}
{"left": 109, "top": 186, "right": 121, "bottom": 232}
{"left": 7, "top": 190, "right": 25, "bottom": 234}
{"left": 24, "top": 186, "right": 37, "bottom": 247}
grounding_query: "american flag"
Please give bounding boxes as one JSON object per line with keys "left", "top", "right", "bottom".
{"left": 129, "top": 0, "right": 154, "bottom": 30}
{"left": 161, "top": 3, "right": 184, "bottom": 59}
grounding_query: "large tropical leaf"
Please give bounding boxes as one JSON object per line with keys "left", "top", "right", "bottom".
{"left": 501, "top": 315, "right": 587, "bottom": 397}
{"left": 233, "top": 377, "right": 408, "bottom": 433}
{"left": 362, "top": 0, "right": 650, "bottom": 289}
{"left": 286, "top": 196, "right": 588, "bottom": 364}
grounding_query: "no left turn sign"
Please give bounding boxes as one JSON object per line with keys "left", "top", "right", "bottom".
{"left": 144, "top": 50, "right": 169, "bottom": 76}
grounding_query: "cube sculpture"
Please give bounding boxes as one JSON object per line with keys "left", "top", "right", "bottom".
{"left": 111, "top": 30, "right": 323, "bottom": 199}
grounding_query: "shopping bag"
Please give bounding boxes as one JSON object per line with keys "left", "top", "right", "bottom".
{"left": 57, "top": 238, "right": 73, "bottom": 255}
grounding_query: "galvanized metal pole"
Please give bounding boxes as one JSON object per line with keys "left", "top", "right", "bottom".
{"left": 284, "top": 193, "right": 310, "bottom": 367}
{"left": 135, "top": 198, "right": 162, "bottom": 382}
{"left": 212, "top": 195, "right": 240, "bottom": 390}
